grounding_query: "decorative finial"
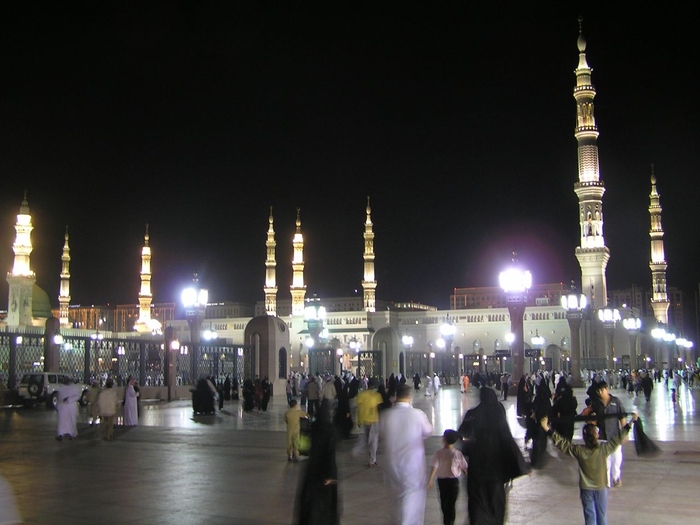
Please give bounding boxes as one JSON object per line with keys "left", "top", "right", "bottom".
{"left": 296, "top": 208, "right": 301, "bottom": 228}
{"left": 144, "top": 223, "right": 150, "bottom": 245}
{"left": 576, "top": 16, "right": 587, "bottom": 52}
{"left": 269, "top": 206, "right": 274, "bottom": 225}
{"left": 650, "top": 163, "right": 656, "bottom": 185}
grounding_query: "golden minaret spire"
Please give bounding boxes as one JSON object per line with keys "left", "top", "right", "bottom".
{"left": 648, "top": 166, "right": 670, "bottom": 324}
{"left": 290, "top": 208, "right": 306, "bottom": 316}
{"left": 361, "top": 196, "right": 377, "bottom": 312}
{"left": 573, "top": 17, "right": 610, "bottom": 309}
{"left": 58, "top": 227, "right": 71, "bottom": 328}
{"left": 264, "top": 206, "right": 278, "bottom": 316}
{"left": 6, "top": 192, "right": 37, "bottom": 326}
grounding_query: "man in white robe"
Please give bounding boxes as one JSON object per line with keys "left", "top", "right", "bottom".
{"left": 432, "top": 373, "right": 441, "bottom": 395}
{"left": 378, "top": 384, "right": 433, "bottom": 525}
{"left": 56, "top": 378, "right": 82, "bottom": 440}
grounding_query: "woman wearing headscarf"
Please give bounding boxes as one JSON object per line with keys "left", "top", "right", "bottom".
{"left": 551, "top": 381, "right": 578, "bottom": 440}
{"left": 516, "top": 374, "right": 530, "bottom": 417}
{"left": 458, "top": 387, "right": 530, "bottom": 525}
{"left": 242, "top": 378, "right": 255, "bottom": 413}
{"left": 295, "top": 399, "right": 340, "bottom": 525}
{"left": 527, "top": 379, "right": 552, "bottom": 469}
{"left": 333, "top": 382, "right": 354, "bottom": 439}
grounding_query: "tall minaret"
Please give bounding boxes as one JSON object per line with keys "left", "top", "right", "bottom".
{"left": 648, "top": 167, "right": 670, "bottom": 324}
{"left": 137, "top": 224, "right": 153, "bottom": 328}
{"left": 573, "top": 18, "right": 610, "bottom": 309}
{"left": 264, "top": 206, "right": 278, "bottom": 316}
{"left": 361, "top": 196, "right": 376, "bottom": 312}
{"left": 6, "top": 192, "right": 37, "bottom": 326}
{"left": 290, "top": 208, "right": 306, "bottom": 316}
{"left": 58, "top": 227, "right": 71, "bottom": 328}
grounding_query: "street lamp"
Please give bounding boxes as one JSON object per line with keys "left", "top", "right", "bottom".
{"left": 439, "top": 316, "right": 457, "bottom": 379}
{"left": 499, "top": 261, "right": 531, "bottom": 386}
{"left": 598, "top": 308, "right": 620, "bottom": 369}
{"left": 561, "top": 291, "right": 587, "bottom": 387}
{"left": 531, "top": 330, "right": 545, "bottom": 374}
{"left": 350, "top": 338, "right": 362, "bottom": 379}
{"left": 622, "top": 316, "right": 641, "bottom": 371}
{"left": 182, "top": 273, "right": 208, "bottom": 382}
{"left": 304, "top": 298, "right": 328, "bottom": 374}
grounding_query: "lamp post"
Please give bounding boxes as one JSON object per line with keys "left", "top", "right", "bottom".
{"left": 598, "top": 308, "right": 620, "bottom": 370}
{"left": 561, "top": 291, "right": 587, "bottom": 387}
{"left": 623, "top": 316, "right": 641, "bottom": 371}
{"left": 182, "top": 274, "right": 208, "bottom": 382}
{"left": 427, "top": 342, "right": 434, "bottom": 377}
{"left": 499, "top": 263, "right": 531, "bottom": 387}
{"left": 350, "top": 338, "right": 362, "bottom": 379}
{"left": 651, "top": 327, "right": 666, "bottom": 369}
{"left": 304, "top": 299, "right": 327, "bottom": 375}
{"left": 504, "top": 332, "right": 515, "bottom": 375}
{"left": 439, "top": 316, "right": 457, "bottom": 380}
{"left": 531, "top": 330, "right": 545, "bottom": 374}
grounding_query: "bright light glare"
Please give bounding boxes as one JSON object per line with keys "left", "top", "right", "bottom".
{"left": 499, "top": 269, "right": 532, "bottom": 292}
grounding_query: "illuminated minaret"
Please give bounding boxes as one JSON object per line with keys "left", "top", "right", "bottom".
{"left": 361, "top": 196, "right": 376, "bottom": 312}
{"left": 648, "top": 167, "right": 670, "bottom": 324}
{"left": 137, "top": 224, "right": 153, "bottom": 327}
{"left": 6, "top": 192, "right": 37, "bottom": 326}
{"left": 264, "top": 207, "right": 278, "bottom": 316}
{"left": 573, "top": 18, "right": 610, "bottom": 308}
{"left": 290, "top": 208, "right": 306, "bottom": 316}
{"left": 58, "top": 227, "right": 71, "bottom": 328}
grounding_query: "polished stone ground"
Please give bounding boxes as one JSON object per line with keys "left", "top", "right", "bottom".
{"left": 1, "top": 381, "right": 698, "bottom": 524}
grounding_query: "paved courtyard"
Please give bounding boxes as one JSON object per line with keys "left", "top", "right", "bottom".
{"left": 1, "top": 382, "right": 699, "bottom": 524}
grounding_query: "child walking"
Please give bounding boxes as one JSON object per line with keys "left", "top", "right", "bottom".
{"left": 427, "top": 429, "right": 468, "bottom": 525}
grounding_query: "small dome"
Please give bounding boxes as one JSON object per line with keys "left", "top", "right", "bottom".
{"left": 32, "top": 284, "right": 52, "bottom": 319}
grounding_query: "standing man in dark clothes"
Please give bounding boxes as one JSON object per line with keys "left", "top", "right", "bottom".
{"left": 306, "top": 375, "right": 320, "bottom": 419}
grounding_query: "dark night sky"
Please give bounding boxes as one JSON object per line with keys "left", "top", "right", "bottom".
{"left": 1, "top": 3, "right": 698, "bottom": 312}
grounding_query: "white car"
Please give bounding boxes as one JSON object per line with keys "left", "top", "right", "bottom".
{"left": 17, "top": 373, "right": 89, "bottom": 409}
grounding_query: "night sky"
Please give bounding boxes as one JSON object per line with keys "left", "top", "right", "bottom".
{"left": 1, "top": 3, "right": 697, "bottom": 312}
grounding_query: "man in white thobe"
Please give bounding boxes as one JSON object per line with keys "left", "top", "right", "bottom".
{"left": 378, "top": 384, "right": 433, "bottom": 525}
{"left": 432, "top": 373, "right": 441, "bottom": 395}
{"left": 56, "top": 378, "right": 82, "bottom": 440}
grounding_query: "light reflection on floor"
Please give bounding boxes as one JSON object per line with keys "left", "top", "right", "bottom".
{"left": 128, "top": 380, "right": 698, "bottom": 444}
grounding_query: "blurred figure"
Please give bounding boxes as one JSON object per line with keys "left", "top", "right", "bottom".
{"left": 56, "top": 377, "right": 81, "bottom": 440}
{"left": 123, "top": 376, "right": 139, "bottom": 426}
{"left": 355, "top": 378, "right": 383, "bottom": 466}
{"left": 285, "top": 399, "right": 309, "bottom": 462}
{"left": 97, "top": 378, "right": 119, "bottom": 441}
{"left": 0, "top": 474, "right": 22, "bottom": 524}
{"left": 86, "top": 379, "right": 101, "bottom": 425}
{"left": 459, "top": 387, "right": 530, "bottom": 525}
{"left": 294, "top": 399, "right": 339, "bottom": 525}
{"left": 379, "top": 384, "right": 433, "bottom": 525}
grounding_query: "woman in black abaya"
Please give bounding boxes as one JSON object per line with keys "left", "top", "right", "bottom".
{"left": 459, "top": 387, "right": 530, "bottom": 525}
{"left": 516, "top": 374, "right": 530, "bottom": 417}
{"left": 295, "top": 399, "right": 340, "bottom": 525}
{"left": 242, "top": 378, "right": 255, "bottom": 413}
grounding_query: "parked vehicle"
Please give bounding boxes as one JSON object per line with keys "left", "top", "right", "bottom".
{"left": 17, "top": 373, "right": 89, "bottom": 409}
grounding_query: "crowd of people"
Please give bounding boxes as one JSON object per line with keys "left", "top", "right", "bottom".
{"left": 50, "top": 363, "right": 683, "bottom": 524}
{"left": 55, "top": 374, "right": 140, "bottom": 442}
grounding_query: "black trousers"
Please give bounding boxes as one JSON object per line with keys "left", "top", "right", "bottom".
{"left": 437, "top": 477, "right": 460, "bottom": 525}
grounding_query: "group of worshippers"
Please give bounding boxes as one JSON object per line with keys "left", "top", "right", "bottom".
{"left": 56, "top": 375, "right": 139, "bottom": 442}
{"left": 293, "top": 371, "right": 658, "bottom": 525}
